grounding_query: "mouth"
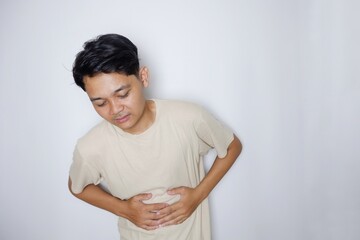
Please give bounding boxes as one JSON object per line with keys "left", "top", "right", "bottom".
{"left": 114, "top": 114, "right": 130, "bottom": 124}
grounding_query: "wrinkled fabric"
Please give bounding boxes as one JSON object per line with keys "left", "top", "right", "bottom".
{"left": 69, "top": 99, "right": 234, "bottom": 240}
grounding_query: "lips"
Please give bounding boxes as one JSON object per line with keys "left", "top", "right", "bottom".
{"left": 114, "top": 114, "right": 130, "bottom": 124}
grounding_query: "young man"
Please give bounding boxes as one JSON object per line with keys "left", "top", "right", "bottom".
{"left": 68, "top": 34, "right": 242, "bottom": 239}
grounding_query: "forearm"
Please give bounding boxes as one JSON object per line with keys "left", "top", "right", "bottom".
{"left": 195, "top": 134, "right": 242, "bottom": 201}
{"left": 68, "top": 178, "right": 125, "bottom": 217}
{"left": 157, "top": 135, "right": 242, "bottom": 227}
{"left": 68, "top": 178, "right": 170, "bottom": 230}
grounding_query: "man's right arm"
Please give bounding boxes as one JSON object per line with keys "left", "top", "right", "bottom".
{"left": 68, "top": 177, "right": 169, "bottom": 230}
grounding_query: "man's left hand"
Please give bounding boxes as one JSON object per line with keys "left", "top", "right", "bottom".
{"left": 157, "top": 186, "right": 203, "bottom": 227}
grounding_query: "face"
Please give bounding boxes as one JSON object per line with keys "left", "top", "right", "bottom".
{"left": 84, "top": 68, "right": 152, "bottom": 134}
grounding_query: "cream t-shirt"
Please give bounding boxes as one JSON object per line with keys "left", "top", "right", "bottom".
{"left": 69, "top": 99, "right": 234, "bottom": 240}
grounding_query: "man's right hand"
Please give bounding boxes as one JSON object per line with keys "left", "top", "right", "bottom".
{"left": 68, "top": 178, "right": 171, "bottom": 231}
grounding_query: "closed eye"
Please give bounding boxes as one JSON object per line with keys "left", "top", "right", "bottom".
{"left": 96, "top": 101, "right": 107, "bottom": 107}
{"left": 118, "top": 90, "right": 130, "bottom": 99}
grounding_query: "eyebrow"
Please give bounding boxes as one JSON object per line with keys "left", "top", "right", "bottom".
{"left": 90, "top": 84, "right": 131, "bottom": 102}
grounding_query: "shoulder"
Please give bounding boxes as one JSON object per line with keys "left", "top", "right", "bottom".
{"left": 76, "top": 120, "right": 114, "bottom": 152}
{"left": 155, "top": 99, "right": 203, "bottom": 117}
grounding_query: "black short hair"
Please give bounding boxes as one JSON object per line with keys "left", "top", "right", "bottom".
{"left": 72, "top": 34, "right": 140, "bottom": 91}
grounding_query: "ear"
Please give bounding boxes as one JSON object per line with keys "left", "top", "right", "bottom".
{"left": 138, "top": 67, "right": 149, "bottom": 88}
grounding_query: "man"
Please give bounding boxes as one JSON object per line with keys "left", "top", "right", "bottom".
{"left": 68, "top": 33, "right": 242, "bottom": 239}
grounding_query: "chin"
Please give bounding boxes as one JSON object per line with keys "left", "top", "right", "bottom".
{"left": 115, "top": 122, "right": 133, "bottom": 131}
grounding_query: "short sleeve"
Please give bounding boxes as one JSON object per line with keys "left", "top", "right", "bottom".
{"left": 195, "top": 107, "right": 234, "bottom": 158}
{"left": 69, "top": 147, "right": 102, "bottom": 194}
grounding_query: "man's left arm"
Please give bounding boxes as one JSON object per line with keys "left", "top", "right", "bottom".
{"left": 157, "top": 134, "right": 242, "bottom": 227}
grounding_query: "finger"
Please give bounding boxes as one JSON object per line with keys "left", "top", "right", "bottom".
{"left": 142, "top": 225, "right": 158, "bottom": 231}
{"left": 145, "top": 202, "right": 169, "bottom": 212}
{"left": 167, "top": 187, "right": 185, "bottom": 195}
{"left": 157, "top": 207, "right": 183, "bottom": 225}
{"left": 154, "top": 204, "right": 174, "bottom": 216}
{"left": 139, "top": 205, "right": 172, "bottom": 222}
{"left": 156, "top": 200, "right": 186, "bottom": 219}
{"left": 160, "top": 215, "right": 185, "bottom": 227}
{"left": 141, "top": 220, "right": 161, "bottom": 230}
{"left": 133, "top": 193, "right": 152, "bottom": 201}
{"left": 145, "top": 211, "right": 168, "bottom": 221}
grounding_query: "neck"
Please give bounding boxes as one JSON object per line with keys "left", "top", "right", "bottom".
{"left": 126, "top": 99, "right": 156, "bottom": 135}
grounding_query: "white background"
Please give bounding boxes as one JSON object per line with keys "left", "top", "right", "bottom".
{"left": 1, "top": 0, "right": 359, "bottom": 239}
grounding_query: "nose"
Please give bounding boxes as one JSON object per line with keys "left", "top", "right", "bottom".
{"left": 109, "top": 99, "right": 124, "bottom": 115}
